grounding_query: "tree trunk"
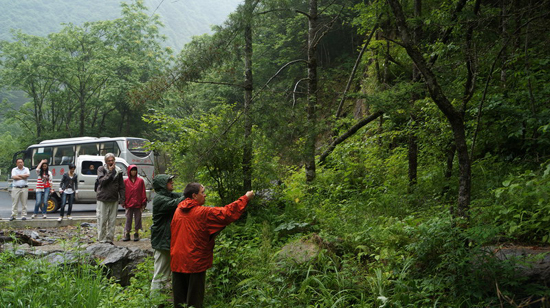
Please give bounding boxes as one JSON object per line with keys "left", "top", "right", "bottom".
{"left": 242, "top": 0, "right": 254, "bottom": 191}
{"left": 387, "top": 0, "right": 471, "bottom": 217}
{"left": 79, "top": 87, "right": 86, "bottom": 136}
{"left": 408, "top": 0, "right": 422, "bottom": 187}
{"left": 305, "top": 0, "right": 318, "bottom": 183}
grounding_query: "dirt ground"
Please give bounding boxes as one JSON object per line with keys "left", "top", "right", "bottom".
{"left": 1, "top": 223, "right": 153, "bottom": 253}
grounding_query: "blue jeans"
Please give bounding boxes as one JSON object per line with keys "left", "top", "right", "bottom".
{"left": 60, "top": 193, "right": 75, "bottom": 217}
{"left": 34, "top": 187, "right": 50, "bottom": 215}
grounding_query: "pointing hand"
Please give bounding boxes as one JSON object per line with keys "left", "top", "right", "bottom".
{"left": 245, "top": 190, "right": 255, "bottom": 200}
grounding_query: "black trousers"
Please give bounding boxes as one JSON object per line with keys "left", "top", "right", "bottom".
{"left": 172, "top": 271, "right": 206, "bottom": 308}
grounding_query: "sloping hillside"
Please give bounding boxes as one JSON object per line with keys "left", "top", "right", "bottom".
{"left": 0, "top": 0, "right": 241, "bottom": 51}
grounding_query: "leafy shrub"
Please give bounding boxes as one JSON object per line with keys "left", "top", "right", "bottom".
{"left": 476, "top": 161, "right": 550, "bottom": 243}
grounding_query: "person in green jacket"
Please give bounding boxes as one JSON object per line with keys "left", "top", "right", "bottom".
{"left": 150, "top": 174, "right": 185, "bottom": 294}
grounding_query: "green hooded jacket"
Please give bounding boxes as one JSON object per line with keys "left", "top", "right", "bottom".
{"left": 150, "top": 174, "right": 185, "bottom": 251}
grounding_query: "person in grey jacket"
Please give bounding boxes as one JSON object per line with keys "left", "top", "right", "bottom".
{"left": 96, "top": 153, "right": 125, "bottom": 243}
{"left": 150, "top": 174, "right": 185, "bottom": 294}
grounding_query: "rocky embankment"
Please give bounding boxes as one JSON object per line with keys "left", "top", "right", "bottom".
{"left": 1, "top": 223, "right": 153, "bottom": 286}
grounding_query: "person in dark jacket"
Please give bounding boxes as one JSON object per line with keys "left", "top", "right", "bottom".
{"left": 58, "top": 163, "right": 78, "bottom": 221}
{"left": 96, "top": 153, "right": 125, "bottom": 243}
{"left": 150, "top": 174, "right": 185, "bottom": 294}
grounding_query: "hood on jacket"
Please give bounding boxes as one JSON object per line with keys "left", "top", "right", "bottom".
{"left": 153, "top": 174, "right": 174, "bottom": 194}
{"left": 127, "top": 164, "right": 138, "bottom": 173}
{"left": 178, "top": 198, "right": 200, "bottom": 210}
{"left": 127, "top": 164, "right": 138, "bottom": 180}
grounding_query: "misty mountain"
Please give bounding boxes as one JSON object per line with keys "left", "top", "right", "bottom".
{"left": 0, "top": 0, "right": 242, "bottom": 51}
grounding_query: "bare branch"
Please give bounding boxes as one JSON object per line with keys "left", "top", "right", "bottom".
{"left": 312, "top": 5, "right": 343, "bottom": 47}
{"left": 192, "top": 80, "right": 244, "bottom": 88}
{"left": 295, "top": 9, "right": 310, "bottom": 18}
{"left": 293, "top": 78, "right": 308, "bottom": 108}
{"left": 335, "top": 21, "right": 379, "bottom": 118}
{"left": 253, "top": 59, "right": 307, "bottom": 100}
{"left": 319, "top": 111, "right": 384, "bottom": 164}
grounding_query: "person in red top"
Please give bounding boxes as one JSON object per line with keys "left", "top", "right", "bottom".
{"left": 33, "top": 159, "right": 52, "bottom": 219}
{"left": 123, "top": 165, "right": 147, "bottom": 241}
{"left": 170, "top": 183, "right": 254, "bottom": 308}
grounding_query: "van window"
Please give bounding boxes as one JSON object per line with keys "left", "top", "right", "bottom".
{"left": 81, "top": 161, "right": 102, "bottom": 175}
{"left": 32, "top": 147, "right": 53, "bottom": 167}
{"left": 99, "top": 142, "right": 120, "bottom": 156}
{"left": 127, "top": 138, "right": 151, "bottom": 157}
{"left": 78, "top": 143, "right": 99, "bottom": 156}
{"left": 54, "top": 145, "right": 75, "bottom": 165}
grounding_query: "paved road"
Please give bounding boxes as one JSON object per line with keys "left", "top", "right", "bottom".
{"left": 0, "top": 181, "right": 127, "bottom": 219}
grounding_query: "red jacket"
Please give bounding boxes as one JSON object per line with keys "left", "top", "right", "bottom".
{"left": 170, "top": 195, "right": 249, "bottom": 273}
{"left": 123, "top": 165, "right": 147, "bottom": 209}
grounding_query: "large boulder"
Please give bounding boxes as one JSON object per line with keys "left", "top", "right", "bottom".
{"left": 85, "top": 243, "right": 152, "bottom": 286}
{"left": 492, "top": 245, "right": 550, "bottom": 284}
{"left": 278, "top": 234, "right": 325, "bottom": 264}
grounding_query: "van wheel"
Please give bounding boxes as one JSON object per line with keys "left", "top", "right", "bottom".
{"left": 47, "top": 197, "right": 59, "bottom": 213}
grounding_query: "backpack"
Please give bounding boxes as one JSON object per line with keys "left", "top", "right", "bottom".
{"left": 94, "top": 177, "right": 100, "bottom": 192}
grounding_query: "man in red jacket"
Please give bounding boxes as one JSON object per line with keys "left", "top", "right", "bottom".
{"left": 170, "top": 183, "right": 254, "bottom": 308}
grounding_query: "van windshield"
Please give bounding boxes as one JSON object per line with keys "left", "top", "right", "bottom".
{"left": 127, "top": 138, "right": 151, "bottom": 158}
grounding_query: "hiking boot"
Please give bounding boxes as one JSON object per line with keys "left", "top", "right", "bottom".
{"left": 133, "top": 232, "right": 140, "bottom": 242}
{"left": 122, "top": 233, "right": 131, "bottom": 242}
{"left": 31, "top": 214, "right": 36, "bottom": 219}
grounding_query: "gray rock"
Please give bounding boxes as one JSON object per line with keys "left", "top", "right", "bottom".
{"left": 492, "top": 246, "right": 550, "bottom": 284}
{"left": 84, "top": 243, "right": 149, "bottom": 286}
{"left": 44, "top": 251, "right": 82, "bottom": 265}
{"left": 278, "top": 238, "right": 321, "bottom": 264}
{"left": 86, "top": 243, "right": 130, "bottom": 265}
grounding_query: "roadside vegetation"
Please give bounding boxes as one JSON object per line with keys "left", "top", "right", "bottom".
{"left": 2, "top": 157, "right": 549, "bottom": 307}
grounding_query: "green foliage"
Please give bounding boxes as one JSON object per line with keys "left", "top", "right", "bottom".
{"left": 0, "top": 236, "right": 167, "bottom": 308}
{"left": 145, "top": 104, "right": 281, "bottom": 204}
{"left": 0, "top": 131, "right": 23, "bottom": 179}
{"left": 100, "top": 257, "right": 169, "bottom": 308}
{"left": 0, "top": 247, "right": 115, "bottom": 307}
{"left": 0, "top": 0, "right": 171, "bottom": 140}
{"left": 475, "top": 161, "right": 550, "bottom": 243}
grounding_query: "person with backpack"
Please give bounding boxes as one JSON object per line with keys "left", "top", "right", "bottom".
{"left": 58, "top": 163, "right": 78, "bottom": 221}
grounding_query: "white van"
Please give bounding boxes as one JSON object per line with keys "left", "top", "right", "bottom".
{"left": 45, "top": 155, "right": 151, "bottom": 212}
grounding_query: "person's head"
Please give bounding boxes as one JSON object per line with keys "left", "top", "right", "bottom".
{"left": 104, "top": 153, "right": 116, "bottom": 167}
{"left": 38, "top": 160, "right": 49, "bottom": 177}
{"left": 153, "top": 174, "right": 173, "bottom": 192}
{"left": 16, "top": 158, "right": 24, "bottom": 168}
{"left": 166, "top": 176, "right": 174, "bottom": 192}
{"left": 89, "top": 164, "right": 95, "bottom": 170}
{"left": 69, "top": 164, "right": 76, "bottom": 172}
{"left": 184, "top": 182, "right": 205, "bottom": 205}
{"left": 130, "top": 166, "right": 138, "bottom": 178}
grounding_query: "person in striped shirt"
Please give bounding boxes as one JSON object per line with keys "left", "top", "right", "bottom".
{"left": 33, "top": 159, "right": 52, "bottom": 219}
